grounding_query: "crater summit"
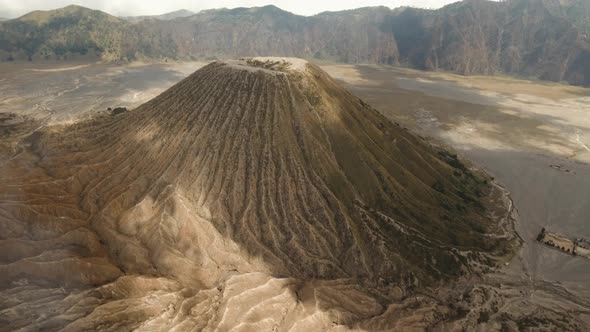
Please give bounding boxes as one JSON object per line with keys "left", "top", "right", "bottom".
{"left": 0, "top": 58, "right": 515, "bottom": 330}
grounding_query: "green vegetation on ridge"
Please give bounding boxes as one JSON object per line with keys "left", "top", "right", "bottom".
{"left": 1, "top": 0, "right": 588, "bottom": 85}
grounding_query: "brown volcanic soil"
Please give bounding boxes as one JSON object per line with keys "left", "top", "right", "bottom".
{"left": 1, "top": 58, "right": 572, "bottom": 331}
{"left": 322, "top": 62, "right": 590, "bottom": 329}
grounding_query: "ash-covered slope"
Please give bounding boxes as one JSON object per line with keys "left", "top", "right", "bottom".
{"left": 0, "top": 58, "right": 514, "bottom": 330}
{"left": 30, "top": 58, "right": 503, "bottom": 281}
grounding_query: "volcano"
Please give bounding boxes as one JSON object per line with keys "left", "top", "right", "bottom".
{"left": 0, "top": 58, "right": 513, "bottom": 330}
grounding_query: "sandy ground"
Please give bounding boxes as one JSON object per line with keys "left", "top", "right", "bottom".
{"left": 2, "top": 60, "right": 589, "bottom": 283}
{"left": 321, "top": 63, "right": 590, "bottom": 300}
{"left": 1, "top": 60, "right": 589, "bottom": 324}
{"left": 0, "top": 61, "right": 207, "bottom": 125}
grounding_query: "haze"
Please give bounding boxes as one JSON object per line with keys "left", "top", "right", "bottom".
{"left": 0, "top": 0, "right": 493, "bottom": 18}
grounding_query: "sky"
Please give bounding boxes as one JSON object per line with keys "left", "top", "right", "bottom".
{"left": 0, "top": 0, "right": 474, "bottom": 18}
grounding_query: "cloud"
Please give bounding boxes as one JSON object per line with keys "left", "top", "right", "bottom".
{"left": 0, "top": 0, "right": 475, "bottom": 18}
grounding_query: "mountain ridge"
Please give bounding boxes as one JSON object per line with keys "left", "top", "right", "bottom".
{"left": 0, "top": 0, "right": 588, "bottom": 85}
{"left": 123, "top": 9, "right": 196, "bottom": 22}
